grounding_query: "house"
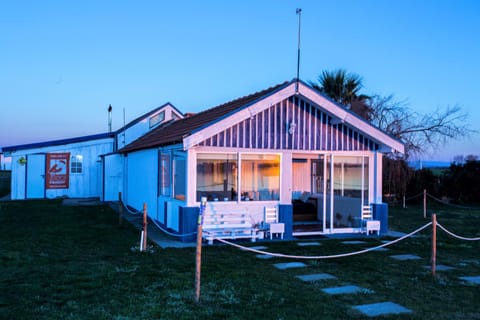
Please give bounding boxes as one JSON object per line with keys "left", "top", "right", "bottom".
{"left": 117, "top": 79, "right": 404, "bottom": 240}
{"left": 1, "top": 79, "right": 404, "bottom": 240}
{"left": 1, "top": 103, "right": 183, "bottom": 200}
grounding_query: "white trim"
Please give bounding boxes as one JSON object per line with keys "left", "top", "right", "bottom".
{"left": 297, "top": 82, "right": 404, "bottom": 154}
{"left": 183, "top": 85, "right": 297, "bottom": 150}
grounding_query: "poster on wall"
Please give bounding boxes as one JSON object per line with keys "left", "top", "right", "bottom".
{"left": 46, "top": 153, "right": 70, "bottom": 189}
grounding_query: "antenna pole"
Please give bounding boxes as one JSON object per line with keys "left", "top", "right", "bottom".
{"left": 108, "top": 104, "right": 113, "bottom": 133}
{"left": 295, "top": 8, "right": 302, "bottom": 93}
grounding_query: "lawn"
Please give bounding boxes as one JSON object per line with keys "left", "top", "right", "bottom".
{"left": 0, "top": 200, "right": 479, "bottom": 319}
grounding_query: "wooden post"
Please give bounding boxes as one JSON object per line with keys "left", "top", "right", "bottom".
{"left": 431, "top": 213, "right": 437, "bottom": 276}
{"left": 195, "top": 197, "right": 207, "bottom": 303}
{"left": 118, "top": 192, "right": 123, "bottom": 227}
{"left": 423, "top": 189, "right": 427, "bottom": 218}
{"left": 142, "top": 203, "right": 148, "bottom": 251}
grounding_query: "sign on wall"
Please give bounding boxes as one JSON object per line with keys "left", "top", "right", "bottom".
{"left": 46, "top": 153, "right": 70, "bottom": 189}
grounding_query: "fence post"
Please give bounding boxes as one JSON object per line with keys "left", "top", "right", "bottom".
{"left": 118, "top": 192, "right": 123, "bottom": 227}
{"left": 403, "top": 195, "right": 406, "bottom": 209}
{"left": 142, "top": 203, "right": 148, "bottom": 251}
{"left": 431, "top": 213, "right": 437, "bottom": 276}
{"left": 423, "top": 189, "right": 427, "bottom": 218}
{"left": 195, "top": 197, "right": 207, "bottom": 303}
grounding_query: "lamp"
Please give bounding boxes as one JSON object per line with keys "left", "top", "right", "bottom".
{"left": 288, "top": 122, "right": 296, "bottom": 134}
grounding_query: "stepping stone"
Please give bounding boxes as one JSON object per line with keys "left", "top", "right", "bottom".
{"left": 342, "top": 240, "right": 366, "bottom": 245}
{"left": 390, "top": 254, "right": 421, "bottom": 261}
{"left": 370, "top": 247, "right": 389, "bottom": 252}
{"left": 459, "top": 276, "right": 480, "bottom": 285}
{"left": 242, "top": 245, "right": 268, "bottom": 251}
{"left": 296, "top": 273, "right": 337, "bottom": 282}
{"left": 297, "top": 242, "right": 321, "bottom": 247}
{"left": 352, "top": 302, "right": 412, "bottom": 317}
{"left": 423, "top": 264, "right": 455, "bottom": 271}
{"left": 322, "top": 285, "right": 366, "bottom": 295}
{"left": 256, "top": 254, "right": 274, "bottom": 260}
{"left": 274, "top": 262, "right": 307, "bottom": 270}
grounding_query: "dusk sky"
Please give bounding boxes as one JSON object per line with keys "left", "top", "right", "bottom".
{"left": 1, "top": 0, "right": 479, "bottom": 161}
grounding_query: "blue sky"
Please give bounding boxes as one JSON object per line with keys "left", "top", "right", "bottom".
{"left": 1, "top": 0, "right": 479, "bottom": 161}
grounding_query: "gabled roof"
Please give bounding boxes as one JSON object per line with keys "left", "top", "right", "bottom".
{"left": 117, "top": 102, "right": 183, "bottom": 132}
{"left": 119, "top": 81, "right": 290, "bottom": 153}
{"left": 1, "top": 132, "right": 115, "bottom": 153}
{"left": 120, "top": 79, "right": 405, "bottom": 154}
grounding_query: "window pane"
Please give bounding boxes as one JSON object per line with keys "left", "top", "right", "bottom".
{"left": 173, "top": 156, "right": 186, "bottom": 201}
{"left": 158, "top": 153, "right": 171, "bottom": 196}
{"left": 197, "top": 153, "right": 238, "bottom": 201}
{"left": 241, "top": 154, "right": 280, "bottom": 201}
{"left": 71, "top": 155, "right": 83, "bottom": 174}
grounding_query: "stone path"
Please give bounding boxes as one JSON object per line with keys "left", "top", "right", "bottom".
{"left": 261, "top": 244, "right": 413, "bottom": 317}
{"left": 248, "top": 242, "right": 480, "bottom": 317}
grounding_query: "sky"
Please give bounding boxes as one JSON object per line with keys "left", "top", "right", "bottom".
{"left": 1, "top": 0, "right": 479, "bottom": 161}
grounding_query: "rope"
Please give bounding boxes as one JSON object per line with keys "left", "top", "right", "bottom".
{"left": 426, "top": 193, "right": 473, "bottom": 209}
{"left": 150, "top": 218, "right": 197, "bottom": 238}
{"left": 404, "top": 192, "right": 424, "bottom": 201}
{"left": 119, "top": 200, "right": 196, "bottom": 238}
{"left": 215, "top": 222, "right": 432, "bottom": 260}
{"left": 437, "top": 223, "right": 480, "bottom": 241}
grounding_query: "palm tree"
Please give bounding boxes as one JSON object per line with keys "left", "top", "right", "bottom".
{"left": 310, "top": 69, "right": 371, "bottom": 120}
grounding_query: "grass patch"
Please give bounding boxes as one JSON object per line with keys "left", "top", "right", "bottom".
{"left": 0, "top": 200, "right": 479, "bottom": 319}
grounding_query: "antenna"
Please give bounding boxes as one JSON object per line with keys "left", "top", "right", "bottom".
{"left": 108, "top": 104, "right": 112, "bottom": 132}
{"left": 295, "top": 8, "right": 302, "bottom": 93}
{"left": 122, "top": 107, "right": 126, "bottom": 144}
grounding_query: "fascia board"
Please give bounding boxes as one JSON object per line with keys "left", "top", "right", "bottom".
{"left": 298, "top": 83, "right": 405, "bottom": 154}
{"left": 183, "top": 83, "right": 297, "bottom": 150}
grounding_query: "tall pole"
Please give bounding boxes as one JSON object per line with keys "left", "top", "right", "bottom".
{"left": 295, "top": 8, "right": 302, "bottom": 93}
{"left": 195, "top": 197, "right": 207, "bottom": 303}
{"left": 431, "top": 213, "right": 437, "bottom": 276}
{"left": 108, "top": 104, "right": 113, "bottom": 133}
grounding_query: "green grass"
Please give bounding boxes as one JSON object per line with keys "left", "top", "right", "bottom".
{"left": 0, "top": 200, "right": 479, "bottom": 319}
{"left": 0, "top": 171, "right": 10, "bottom": 197}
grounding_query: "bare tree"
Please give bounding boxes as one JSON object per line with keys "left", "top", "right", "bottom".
{"left": 368, "top": 94, "right": 474, "bottom": 158}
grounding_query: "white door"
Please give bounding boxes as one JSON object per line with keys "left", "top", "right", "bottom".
{"left": 26, "top": 154, "right": 45, "bottom": 199}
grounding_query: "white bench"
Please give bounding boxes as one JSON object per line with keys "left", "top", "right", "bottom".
{"left": 202, "top": 212, "right": 259, "bottom": 245}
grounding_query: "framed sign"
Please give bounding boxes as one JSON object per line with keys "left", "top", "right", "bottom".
{"left": 46, "top": 152, "right": 70, "bottom": 189}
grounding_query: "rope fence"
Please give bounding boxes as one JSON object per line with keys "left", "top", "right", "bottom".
{"left": 215, "top": 222, "right": 433, "bottom": 260}
{"left": 437, "top": 223, "right": 480, "bottom": 241}
{"left": 403, "top": 190, "right": 478, "bottom": 210}
{"left": 118, "top": 193, "right": 196, "bottom": 238}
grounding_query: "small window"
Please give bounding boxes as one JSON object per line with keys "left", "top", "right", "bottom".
{"left": 71, "top": 155, "right": 83, "bottom": 174}
{"left": 149, "top": 111, "right": 165, "bottom": 128}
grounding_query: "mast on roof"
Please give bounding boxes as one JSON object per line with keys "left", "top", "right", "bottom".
{"left": 295, "top": 8, "right": 302, "bottom": 93}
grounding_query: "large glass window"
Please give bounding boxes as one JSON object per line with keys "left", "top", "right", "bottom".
{"left": 197, "top": 153, "right": 238, "bottom": 202}
{"left": 331, "top": 156, "right": 369, "bottom": 228}
{"left": 241, "top": 154, "right": 280, "bottom": 201}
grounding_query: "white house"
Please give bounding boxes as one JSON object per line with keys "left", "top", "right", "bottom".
{"left": 118, "top": 80, "right": 404, "bottom": 240}
{"left": 1, "top": 103, "right": 183, "bottom": 201}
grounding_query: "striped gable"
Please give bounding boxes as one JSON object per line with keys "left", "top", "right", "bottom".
{"left": 197, "top": 95, "right": 378, "bottom": 151}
